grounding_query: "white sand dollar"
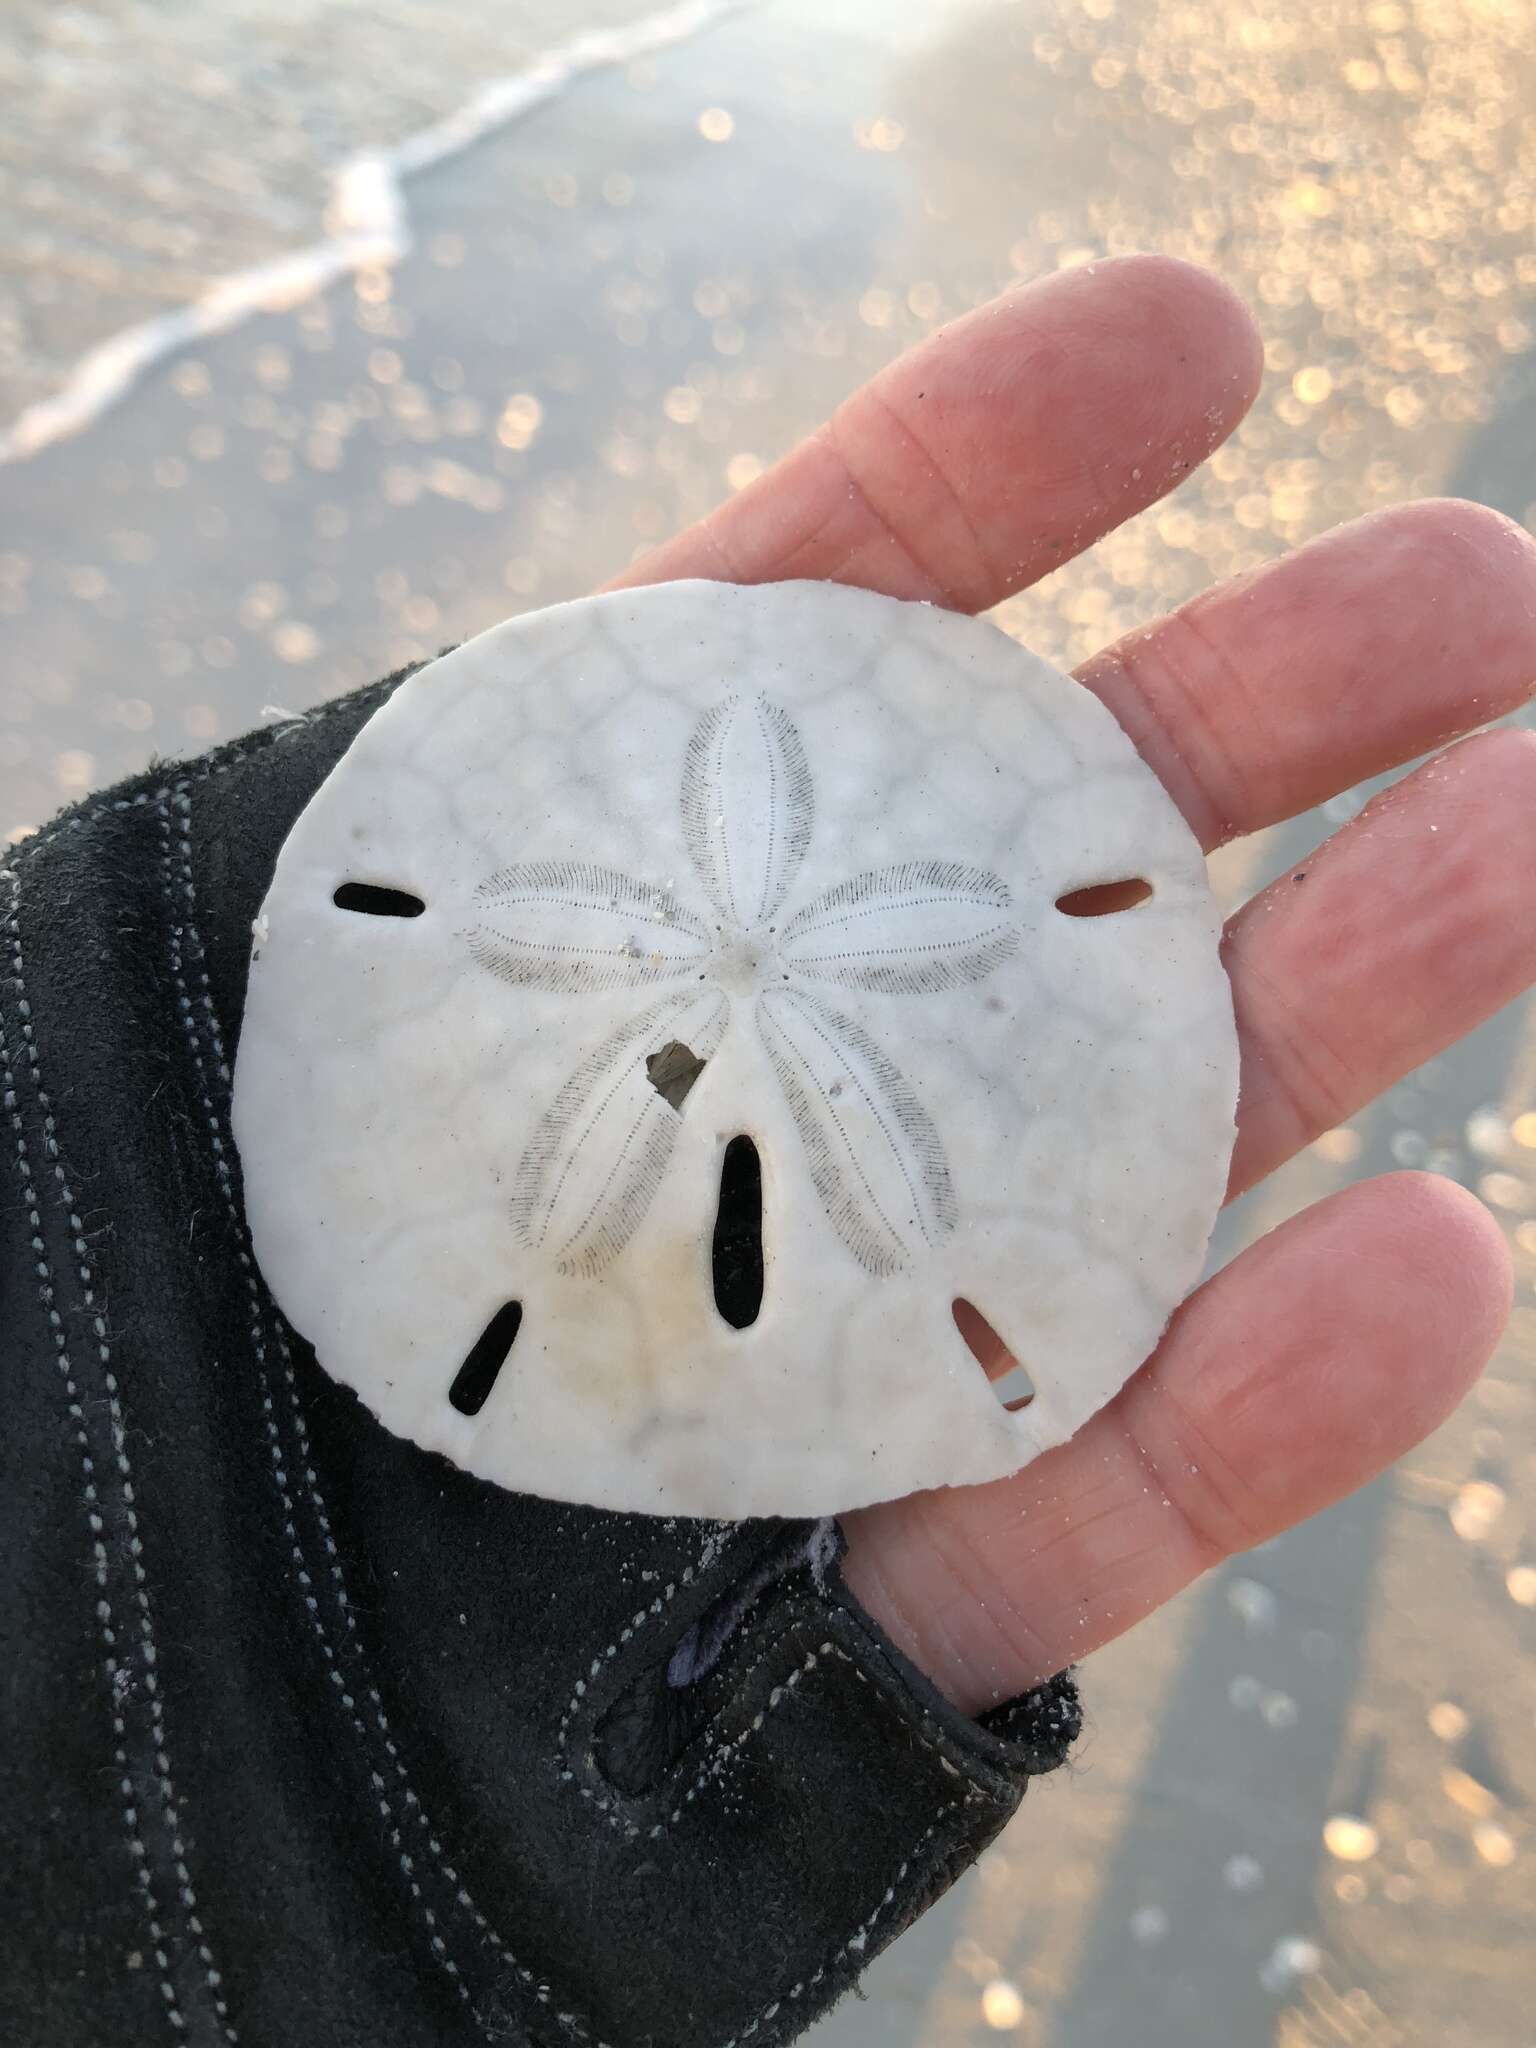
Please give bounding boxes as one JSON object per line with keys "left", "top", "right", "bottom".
{"left": 231, "top": 579, "right": 1237, "bottom": 1519}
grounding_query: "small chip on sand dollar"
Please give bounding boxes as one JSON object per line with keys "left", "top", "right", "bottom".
{"left": 231, "top": 579, "right": 1238, "bottom": 1519}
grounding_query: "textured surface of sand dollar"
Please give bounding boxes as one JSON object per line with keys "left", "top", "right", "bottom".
{"left": 231, "top": 579, "right": 1238, "bottom": 1518}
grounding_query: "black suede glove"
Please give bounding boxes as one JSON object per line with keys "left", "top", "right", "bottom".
{"left": 0, "top": 669, "right": 1079, "bottom": 2048}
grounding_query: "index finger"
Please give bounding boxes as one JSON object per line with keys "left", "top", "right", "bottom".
{"left": 607, "top": 261, "right": 1536, "bottom": 858}
{"left": 606, "top": 253, "right": 1262, "bottom": 609}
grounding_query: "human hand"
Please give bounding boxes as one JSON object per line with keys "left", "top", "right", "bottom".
{"left": 609, "top": 253, "right": 1536, "bottom": 1715}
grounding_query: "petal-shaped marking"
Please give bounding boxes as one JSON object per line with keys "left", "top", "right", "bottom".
{"left": 779, "top": 861, "right": 1017, "bottom": 993}
{"left": 512, "top": 989, "right": 729, "bottom": 1277}
{"left": 756, "top": 987, "right": 956, "bottom": 1277}
{"left": 467, "top": 861, "right": 711, "bottom": 993}
{"left": 680, "top": 693, "right": 814, "bottom": 926}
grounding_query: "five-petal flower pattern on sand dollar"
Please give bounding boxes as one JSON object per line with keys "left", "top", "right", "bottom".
{"left": 465, "top": 692, "right": 1018, "bottom": 1280}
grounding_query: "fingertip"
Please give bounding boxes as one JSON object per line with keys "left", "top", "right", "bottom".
{"left": 1350, "top": 496, "right": 1536, "bottom": 637}
{"left": 1157, "top": 1170, "right": 1511, "bottom": 1519}
{"left": 1378, "top": 1166, "right": 1514, "bottom": 1365}
{"left": 1467, "top": 722, "right": 1536, "bottom": 790}
{"left": 995, "top": 253, "right": 1264, "bottom": 442}
{"left": 1312, "top": 1170, "right": 1512, "bottom": 1446}
{"left": 1073, "top": 252, "right": 1265, "bottom": 392}
{"left": 896, "top": 252, "right": 1262, "bottom": 417}
{"left": 862, "top": 254, "right": 1265, "bottom": 600}
{"left": 1396, "top": 494, "right": 1536, "bottom": 582}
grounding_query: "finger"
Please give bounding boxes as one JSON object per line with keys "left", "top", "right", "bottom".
{"left": 1075, "top": 497, "right": 1536, "bottom": 851}
{"left": 606, "top": 254, "right": 1262, "bottom": 608}
{"left": 840, "top": 1173, "right": 1509, "bottom": 1714}
{"left": 1227, "top": 726, "right": 1536, "bottom": 1199}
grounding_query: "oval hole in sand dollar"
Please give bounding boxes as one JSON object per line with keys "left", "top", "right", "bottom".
{"left": 333, "top": 881, "right": 427, "bottom": 918}
{"left": 712, "top": 1135, "right": 763, "bottom": 1330}
{"left": 953, "top": 1297, "right": 1035, "bottom": 1411}
{"left": 1055, "top": 878, "right": 1153, "bottom": 917}
{"left": 449, "top": 1302, "right": 523, "bottom": 1415}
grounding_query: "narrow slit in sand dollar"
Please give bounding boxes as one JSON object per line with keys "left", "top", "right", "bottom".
{"left": 449, "top": 1302, "right": 523, "bottom": 1415}
{"left": 953, "top": 1297, "right": 1035, "bottom": 1412}
{"left": 1055, "top": 877, "right": 1153, "bottom": 918}
{"left": 333, "top": 881, "right": 427, "bottom": 918}
{"left": 712, "top": 1135, "right": 764, "bottom": 1330}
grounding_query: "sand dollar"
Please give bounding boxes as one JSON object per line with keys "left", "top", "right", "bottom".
{"left": 231, "top": 579, "right": 1237, "bottom": 1518}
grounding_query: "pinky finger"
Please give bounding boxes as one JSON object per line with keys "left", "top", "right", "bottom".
{"left": 840, "top": 1172, "right": 1511, "bottom": 1713}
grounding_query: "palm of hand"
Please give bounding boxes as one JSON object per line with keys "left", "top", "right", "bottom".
{"left": 607, "top": 255, "right": 1536, "bottom": 1714}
